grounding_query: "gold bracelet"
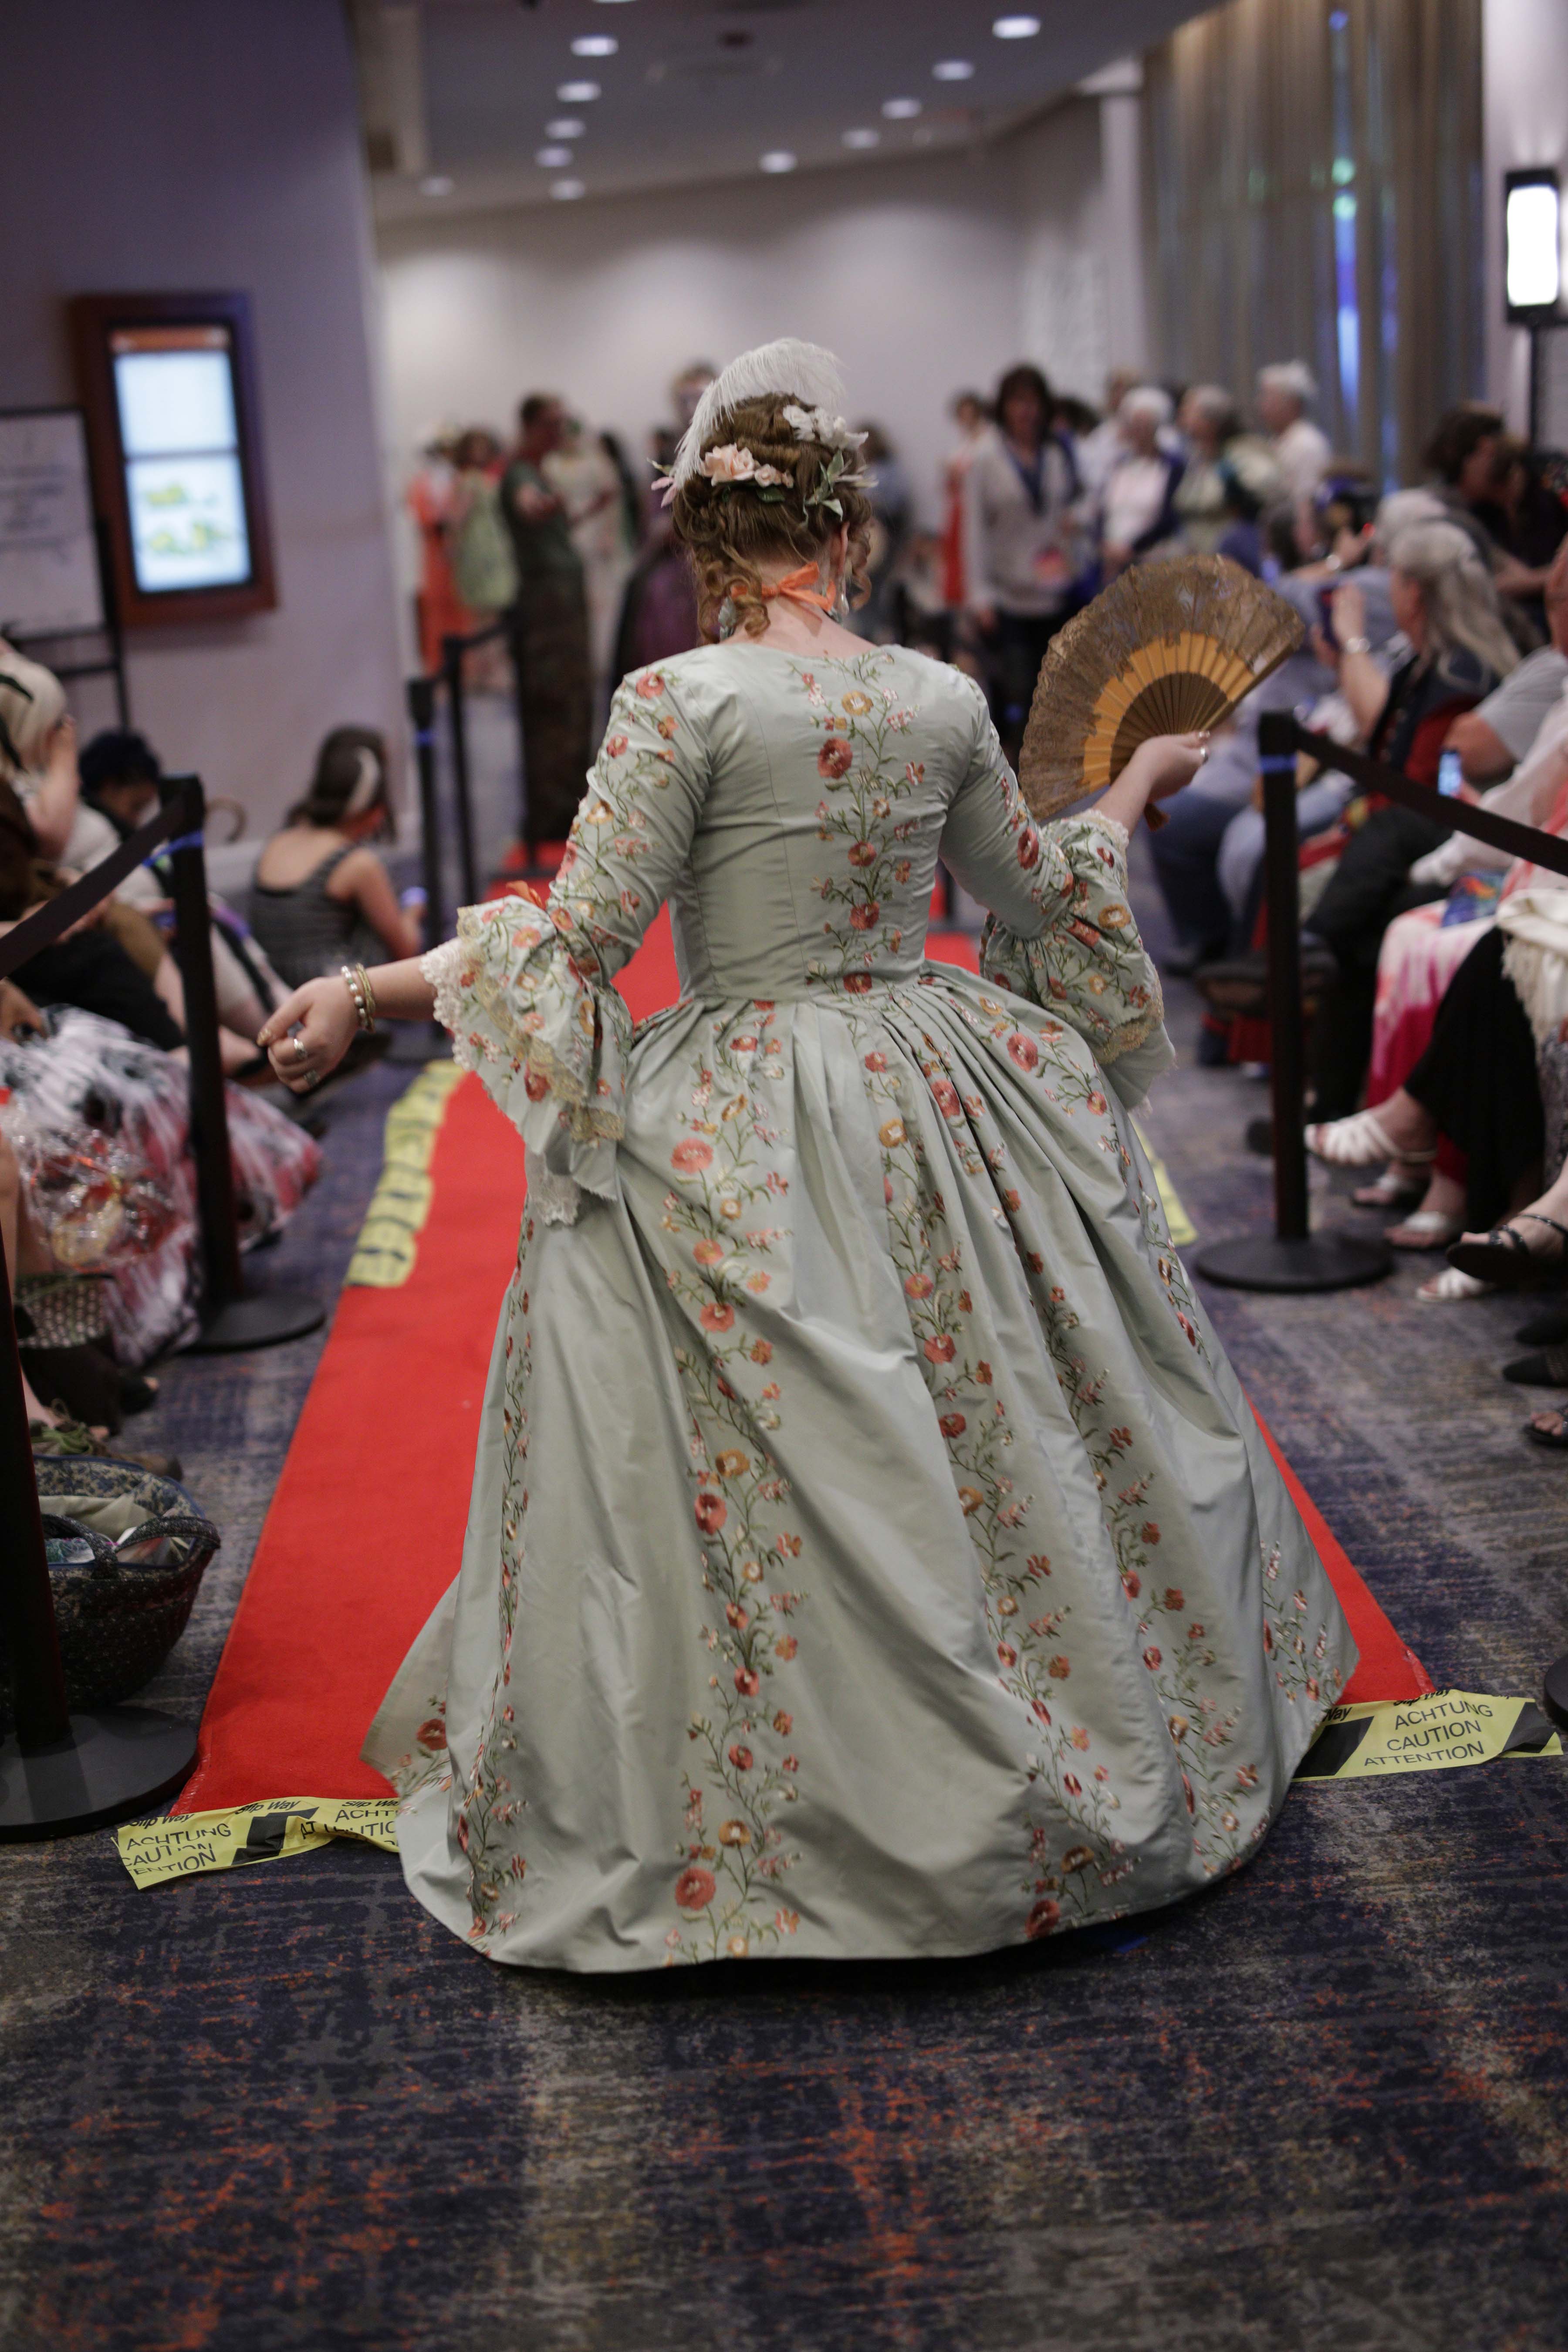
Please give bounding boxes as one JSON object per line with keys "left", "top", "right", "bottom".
{"left": 340, "top": 963, "right": 375, "bottom": 1034}
{"left": 355, "top": 962, "right": 378, "bottom": 1030}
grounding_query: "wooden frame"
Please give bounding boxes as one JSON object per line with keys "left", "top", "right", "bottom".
{"left": 70, "top": 291, "right": 277, "bottom": 628}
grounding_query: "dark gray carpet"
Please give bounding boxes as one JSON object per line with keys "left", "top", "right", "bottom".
{"left": 1, "top": 852, "right": 1565, "bottom": 2352}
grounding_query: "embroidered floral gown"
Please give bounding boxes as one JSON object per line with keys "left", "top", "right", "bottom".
{"left": 364, "top": 642, "right": 1355, "bottom": 1970}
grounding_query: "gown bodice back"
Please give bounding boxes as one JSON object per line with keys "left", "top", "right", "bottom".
{"left": 589, "top": 643, "right": 1001, "bottom": 1002}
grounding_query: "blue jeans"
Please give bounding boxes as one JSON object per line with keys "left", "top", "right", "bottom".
{"left": 1147, "top": 751, "right": 1259, "bottom": 952}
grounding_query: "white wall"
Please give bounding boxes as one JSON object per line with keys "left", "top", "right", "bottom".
{"left": 377, "top": 99, "right": 1147, "bottom": 571}
{"left": 1483, "top": 0, "right": 1568, "bottom": 431}
{"left": 0, "top": 0, "right": 403, "bottom": 834}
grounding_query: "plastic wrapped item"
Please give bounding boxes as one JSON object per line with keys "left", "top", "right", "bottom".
{"left": 18, "top": 1125, "right": 180, "bottom": 1270}
{"left": 0, "top": 1005, "right": 319, "bottom": 1364}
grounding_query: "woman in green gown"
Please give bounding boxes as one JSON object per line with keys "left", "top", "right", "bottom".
{"left": 263, "top": 344, "right": 1354, "bottom": 1972}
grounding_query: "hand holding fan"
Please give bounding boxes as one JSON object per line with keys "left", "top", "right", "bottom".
{"left": 1018, "top": 556, "right": 1305, "bottom": 831}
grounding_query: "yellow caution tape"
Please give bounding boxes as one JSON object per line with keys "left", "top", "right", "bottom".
{"left": 1295, "top": 1688, "right": 1564, "bottom": 1781}
{"left": 1133, "top": 1121, "right": 1197, "bottom": 1246}
{"left": 115, "top": 1797, "right": 400, "bottom": 1888}
{"left": 344, "top": 1061, "right": 465, "bottom": 1287}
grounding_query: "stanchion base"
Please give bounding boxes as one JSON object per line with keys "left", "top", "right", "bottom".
{"left": 1543, "top": 1655, "right": 1568, "bottom": 1733}
{"left": 1193, "top": 1231, "right": 1394, "bottom": 1294}
{"left": 184, "top": 1290, "right": 325, "bottom": 1354}
{"left": 0, "top": 1707, "right": 197, "bottom": 1840}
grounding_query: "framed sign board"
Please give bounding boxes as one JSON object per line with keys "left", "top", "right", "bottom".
{"left": 0, "top": 406, "right": 104, "bottom": 638}
{"left": 71, "top": 291, "right": 277, "bottom": 628}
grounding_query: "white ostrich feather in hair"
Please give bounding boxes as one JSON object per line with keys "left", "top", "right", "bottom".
{"left": 671, "top": 338, "right": 851, "bottom": 487}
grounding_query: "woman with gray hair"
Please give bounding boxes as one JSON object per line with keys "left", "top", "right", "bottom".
{"left": 1098, "top": 385, "right": 1183, "bottom": 577}
{"left": 1303, "top": 517, "right": 1519, "bottom": 1118}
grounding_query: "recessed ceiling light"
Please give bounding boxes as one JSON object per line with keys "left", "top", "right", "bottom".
{"left": 760, "top": 150, "right": 797, "bottom": 173}
{"left": 546, "top": 118, "right": 585, "bottom": 138}
{"left": 993, "top": 14, "right": 1042, "bottom": 36}
{"left": 843, "top": 127, "right": 880, "bottom": 149}
{"left": 551, "top": 179, "right": 586, "bottom": 201}
{"left": 882, "top": 97, "right": 922, "bottom": 119}
{"left": 933, "top": 59, "right": 975, "bottom": 80}
{"left": 571, "top": 35, "right": 618, "bottom": 56}
{"left": 419, "top": 174, "right": 454, "bottom": 196}
{"left": 537, "top": 145, "right": 574, "bottom": 167}
{"left": 557, "top": 81, "right": 601, "bottom": 102}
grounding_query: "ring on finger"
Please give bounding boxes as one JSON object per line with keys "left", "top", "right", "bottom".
{"left": 304, "top": 1069, "right": 321, "bottom": 1090}
{"left": 292, "top": 1034, "right": 308, "bottom": 1062}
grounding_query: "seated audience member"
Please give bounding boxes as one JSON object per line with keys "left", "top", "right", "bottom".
{"left": 1149, "top": 554, "right": 1397, "bottom": 971}
{"left": 1291, "top": 470, "right": 1382, "bottom": 579}
{"left": 1099, "top": 387, "right": 1184, "bottom": 576}
{"left": 1171, "top": 386, "right": 1240, "bottom": 555}
{"left": 0, "top": 667, "right": 183, "bottom": 1052}
{"left": 1303, "top": 519, "right": 1519, "bottom": 1115}
{"left": 1309, "top": 924, "right": 1552, "bottom": 1288}
{"left": 1323, "top": 673, "right": 1568, "bottom": 1247}
{"left": 1475, "top": 434, "right": 1568, "bottom": 629}
{"left": 78, "top": 728, "right": 284, "bottom": 1071}
{"left": 249, "top": 727, "right": 421, "bottom": 991}
{"left": 1256, "top": 362, "right": 1331, "bottom": 509}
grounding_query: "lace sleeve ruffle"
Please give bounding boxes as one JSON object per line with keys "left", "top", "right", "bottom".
{"left": 422, "top": 898, "right": 632, "bottom": 1226}
{"left": 979, "top": 814, "right": 1174, "bottom": 1106}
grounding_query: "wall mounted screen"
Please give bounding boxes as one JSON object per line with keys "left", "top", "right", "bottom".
{"left": 112, "top": 326, "right": 253, "bottom": 595}
{"left": 71, "top": 293, "right": 276, "bottom": 629}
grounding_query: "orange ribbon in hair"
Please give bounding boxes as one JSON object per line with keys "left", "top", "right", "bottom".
{"left": 758, "top": 563, "right": 837, "bottom": 613}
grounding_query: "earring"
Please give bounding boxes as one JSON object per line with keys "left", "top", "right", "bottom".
{"left": 717, "top": 594, "right": 739, "bottom": 641}
{"left": 833, "top": 575, "right": 849, "bottom": 622}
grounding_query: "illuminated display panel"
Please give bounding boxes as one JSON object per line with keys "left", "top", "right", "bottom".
{"left": 71, "top": 293, "right": 276, "bottom": 628}
{"left": 111, "top": 326, "right": 253, "bottom": 594}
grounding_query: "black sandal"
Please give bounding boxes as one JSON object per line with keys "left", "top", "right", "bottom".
{"left": 1448, "top": 1213, "right": 1568, "bottom": 1291}
{"left": 1525, "top": 1408, "right": 1568, "bottom": 1450}
{"left": 1504, "top": 1345, "right": 1568, "bottom": 1387}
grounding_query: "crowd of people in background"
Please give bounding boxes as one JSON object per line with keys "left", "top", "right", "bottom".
{"left": 405, "top": 352, "right": 1568, "bottom": 1445}
{"left": 6, "top": 350, "right": 1566, "bottom": 1475}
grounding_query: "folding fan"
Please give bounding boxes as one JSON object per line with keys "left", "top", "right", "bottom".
{"left": 1018, "top": 556, "right": 1305, "bottom": 829}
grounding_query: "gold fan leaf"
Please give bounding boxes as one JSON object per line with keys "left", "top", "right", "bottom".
{"left": 1018, "top": 557, "right": 1305, "bottom": 824}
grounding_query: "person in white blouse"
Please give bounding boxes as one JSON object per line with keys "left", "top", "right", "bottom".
{"left": 1257, "top": 362, "right": 1332, "bottom": 508}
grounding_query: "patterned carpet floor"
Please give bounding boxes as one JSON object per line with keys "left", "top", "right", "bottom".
{"left": 2, "top": 847, "right": 1566, "bottom": 2352}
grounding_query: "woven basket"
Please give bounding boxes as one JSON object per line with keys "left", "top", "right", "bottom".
{"left": 2, "top": 1461, "right": 221, "bottom": 1721}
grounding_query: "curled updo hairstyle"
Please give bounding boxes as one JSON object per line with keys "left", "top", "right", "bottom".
{"left": 669, "top": 395, "right": 875, "bottom": 640}
{"left": 288, "top": 724, "right": 395, "bottom": 836}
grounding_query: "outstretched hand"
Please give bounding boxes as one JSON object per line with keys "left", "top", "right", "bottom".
{"left": 1130, "top": 730, "right": 1212, "bottom": 802}
{"left": 257, "top": 976, "right": 358, "bottom": 1094}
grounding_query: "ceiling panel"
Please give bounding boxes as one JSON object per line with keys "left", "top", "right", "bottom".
{"left": 360, "top": 0, "right": 1213, "bottom": 221}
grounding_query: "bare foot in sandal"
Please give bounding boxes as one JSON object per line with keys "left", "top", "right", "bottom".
{"left": 1526, "top": 1405, "right": 1568, "bottom": 1449}
{"left": 1307, "top": 1090, "right": 1439, "bottom": 1171}
{"left": 1386, "top": 1170, "right": 1466, "bottom": 1250}
{"left": 1450, "top": 1164, "right": 1568, "bottom": 1288}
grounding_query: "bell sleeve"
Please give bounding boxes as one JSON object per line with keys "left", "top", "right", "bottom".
{"left": 422, "top": 664, "right": 709, "bottom": 1223}
{"left": 939, "top": 676, "right": 1174, "bottom": 1107}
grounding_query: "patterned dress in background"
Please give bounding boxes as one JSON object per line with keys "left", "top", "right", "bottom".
{"left": 364, "top": 642, "right": 1356, "bottom": 1971}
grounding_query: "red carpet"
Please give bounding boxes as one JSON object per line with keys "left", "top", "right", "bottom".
{"left": 176, "top": 914, "right": 1427, "bottom": 1812}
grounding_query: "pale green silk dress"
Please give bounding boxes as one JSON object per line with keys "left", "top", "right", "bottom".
{"left": 363, "top": 641, "right": 1355, "bottom": 1971}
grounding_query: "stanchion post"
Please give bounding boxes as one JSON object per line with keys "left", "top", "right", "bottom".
{"left": 0, "top": 1225, "right": 70, "bottom": 1751}
{"left": 1193, "top": 712, "right": 1392, "bottom": 1294}
{"left": 1262, "top": 721, "right": 1311, "bottom": 1245}
{"left": 163, "top": 774, "right": 324, "bottom": 1354}
{"left": 166, "top": 777, "right": 243, "bottom": 1317}
{"left": 441, "top": 634, "right": 480, "bottom": 910}
{"left": 0, "top": 1136, "right": 198, "bottom": 1835}
{"left": 408, "top": 674, "right": 445, "bottom": 953}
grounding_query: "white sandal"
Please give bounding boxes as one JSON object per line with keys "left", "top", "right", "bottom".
{"left": 1416, "top": 1265, "right": 1492, "bottom": 1303}
{"left": 1304, "top": 1108, "right": 1437, "bottom": 1169}
{"left": 1387, "top": 1209, "right": 1464, "bottom": 1251}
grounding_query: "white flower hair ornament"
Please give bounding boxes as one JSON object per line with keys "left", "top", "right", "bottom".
{"left": 656, "top": 336, "right": 875, "bottom": 514}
